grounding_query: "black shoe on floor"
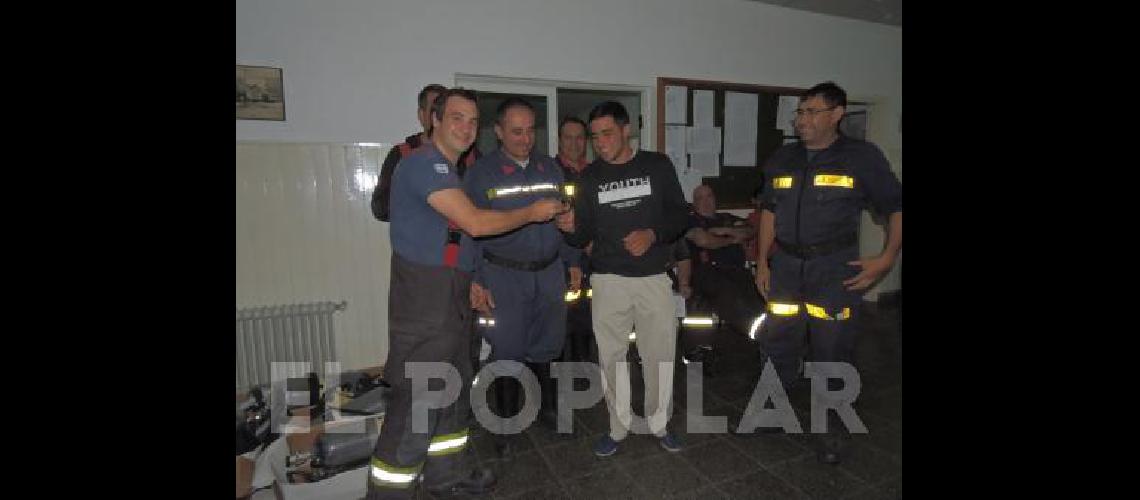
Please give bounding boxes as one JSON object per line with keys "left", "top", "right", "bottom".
{"left": 489, "top": 374, "right": 522, "bottom": 458}
{"left": 815, "top": 433, "right": 844, "bottom": 465}
{"left": 494, "top": 436, "right": 514, "bottom": 461}
{"left": 817, "top": 449, "right": 841, "bottom": 465}
{"left": 426, "top": 467, "right": 497, "bottom": 496}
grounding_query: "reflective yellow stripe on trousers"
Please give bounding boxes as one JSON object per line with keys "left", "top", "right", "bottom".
{"left": 565, "top": 289, "right": 593, "bottom": 302}
{"left": 370, "top": 457, "right": 421, "bottom": 489}
{"left": 427, "top": 428, "right": 470, "bottom": 456}
{"left": 805, "top": 303, "right": 851, "bottom": 321}
{"left": 768, "top": 302, "right": 800, "bottom": 315}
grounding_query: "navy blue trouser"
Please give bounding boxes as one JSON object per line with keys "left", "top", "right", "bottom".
{"left": 481, "top": 260, "right": 566, "bottom": 364}
{"left": 761, "top": 246, "right": 862, "bottom": 393}
{"left": 564, "top": 279, "right": 594, "bottom": 362}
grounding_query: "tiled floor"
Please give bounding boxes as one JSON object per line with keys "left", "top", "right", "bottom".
{"left": 444, "top": 301, "right": 902, "bottom": 500}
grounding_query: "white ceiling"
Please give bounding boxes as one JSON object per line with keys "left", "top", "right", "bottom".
{"left": 741, "top": 0, "right": 901, "bottom": 26}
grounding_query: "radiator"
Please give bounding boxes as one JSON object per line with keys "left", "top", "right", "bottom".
{"left": 236, "top": 301, "right": 346, "bottom": 390}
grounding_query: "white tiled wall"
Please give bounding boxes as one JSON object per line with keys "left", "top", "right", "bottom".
{"left": 236, "top": 142, "right": 392, "bottom": 371}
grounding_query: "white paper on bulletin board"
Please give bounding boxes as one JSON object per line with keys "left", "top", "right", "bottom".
{"left": 678, "top": 168, "right": 705, "bottom": 204}
{"left": 690, "top": 152, "right": 720, "bottom": 177}
{"left": 665, "top": 86, "right": 687, "bottom": 124}
{"left": 693, "top": 90, "right": 715, "bottom": 127}
{"left": 723, "top": 91, "right": 758, "bottom": 166}
{"left": 686, "top": 126, "right": 721, "bottom": 154}
{"left": 665, "top": 125, "right": 688, "bottom": 173}
{"left": 776, "top": 95, "right": 799, "bottom": 136}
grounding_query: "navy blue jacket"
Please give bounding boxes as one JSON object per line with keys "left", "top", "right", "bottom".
{"left": 760, "top": 135, "right": 902, "bottom": 247}
{"left": 463, "top": 149, "right": 580, "bottom": 283}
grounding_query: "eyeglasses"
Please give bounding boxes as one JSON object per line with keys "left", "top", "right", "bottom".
{"left": 794, "top": 107, "right": 837, "bottom": 118}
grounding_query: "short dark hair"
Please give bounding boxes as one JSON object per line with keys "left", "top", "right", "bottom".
{"left": 430, "top": 87, "right": 478, "bottom": 122}
{"left": 495, "top": 97, "right": 536, "bottom": 125}
{"left": 558, "top": 116, "right": 587, "bottom": 135}
{"left": 587, "top": 101, "right": 629, "bottom": 128}
{"left": 418, "top": 84, "right": 447, "bottom": 110}
{"left": 802, "top": 81, "right": 847, "bottom": 109}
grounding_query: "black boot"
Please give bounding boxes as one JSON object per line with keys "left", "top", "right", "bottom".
{"left": 571, "top": 329, "right": 595, "bottom": 363}
{"left": 426, "top": 466, "right": 497, "bottom": 496}
{"left": 582, "top": 332, "right": 598, "bottom": 363}
{"left": 568, "top": 333, "right": 595, "bottom": 391}
{"left": 816, "top": 408, "right": 849, "bottom": 465}
{"left": 528, "top": 362, "right": 563, "bottom": 433}
{"left": 490, "top": 376, "right": 521, "bottom": 460}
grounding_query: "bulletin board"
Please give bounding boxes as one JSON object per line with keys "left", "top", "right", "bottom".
{"left": 656, "top": 77, "right": 805, "bottom": 209}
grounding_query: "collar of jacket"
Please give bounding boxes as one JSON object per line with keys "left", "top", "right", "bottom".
{"left": 798, "top": 132, "right": 850, "bottom": 152}
{"left": 496, "top": 148, "right": 544, "bottom": 170}
{"left": 794, "top": 132, "right": 851, "bottom": 164}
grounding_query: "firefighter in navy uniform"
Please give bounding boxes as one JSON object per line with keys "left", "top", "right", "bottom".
{"left": 368, "top": 88, "right": 561, "bottom": 499}
{"left": 755, "top": 82, "right": 902, "bottom": 466}
{"left": 463, "top": 98, "right": 581, "bottom": 458}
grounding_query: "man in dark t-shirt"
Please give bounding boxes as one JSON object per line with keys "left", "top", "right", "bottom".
{"left": 558, "top": 101, "right": 690, "bottom": 457}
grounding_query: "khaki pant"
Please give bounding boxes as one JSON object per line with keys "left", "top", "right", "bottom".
{"left": 590, "top": 273, "right": 677, "bottom": 440}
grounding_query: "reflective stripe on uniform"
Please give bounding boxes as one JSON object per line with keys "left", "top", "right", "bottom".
{"left": 565, "top": 290, "right": 581, "bottom": 302}
{"left": 773, "top": 176, "right": 794, "bottom": 189}
{"left": 427, "top": 428, "right": 469, "bottom": 456}
{"left": 748, "top": 313, "right": 768, "bottom": 340}
{"left": 805, "top": 303, "right": 852, "bottom": 321}
{"left": 486, "top": 183, "right": 559, "bottom": 199}
{"left": 768, "top": 302, "right": 800, "bottom": 315}
{"left": 563, "top": 184, "right": 576, "bottom": 197}
{"left": 682, "top": 316, "right": 716, "bottom": 327}
{"left": 813, "top": 174, "right": 854, "bottom": 188}
{"left": 370, "top": 457, "right": 421, "bottom": 488}
{"left": 805, "top": 303, "right": 829, "bottom": 320}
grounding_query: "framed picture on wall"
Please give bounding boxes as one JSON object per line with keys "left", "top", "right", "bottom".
{"left": 236, "top": 65, "right": 285, "bottom": 121}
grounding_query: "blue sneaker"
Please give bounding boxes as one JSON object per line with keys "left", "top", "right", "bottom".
{"left": 659, "top": 433, "right": 683, "bottom": 452}
{"left": 593, "top": 435, "right": 619, "bottom": 457}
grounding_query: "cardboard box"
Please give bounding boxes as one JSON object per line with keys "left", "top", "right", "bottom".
{"left": 236, "top": 456, "right": 255, "bottom": 498}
